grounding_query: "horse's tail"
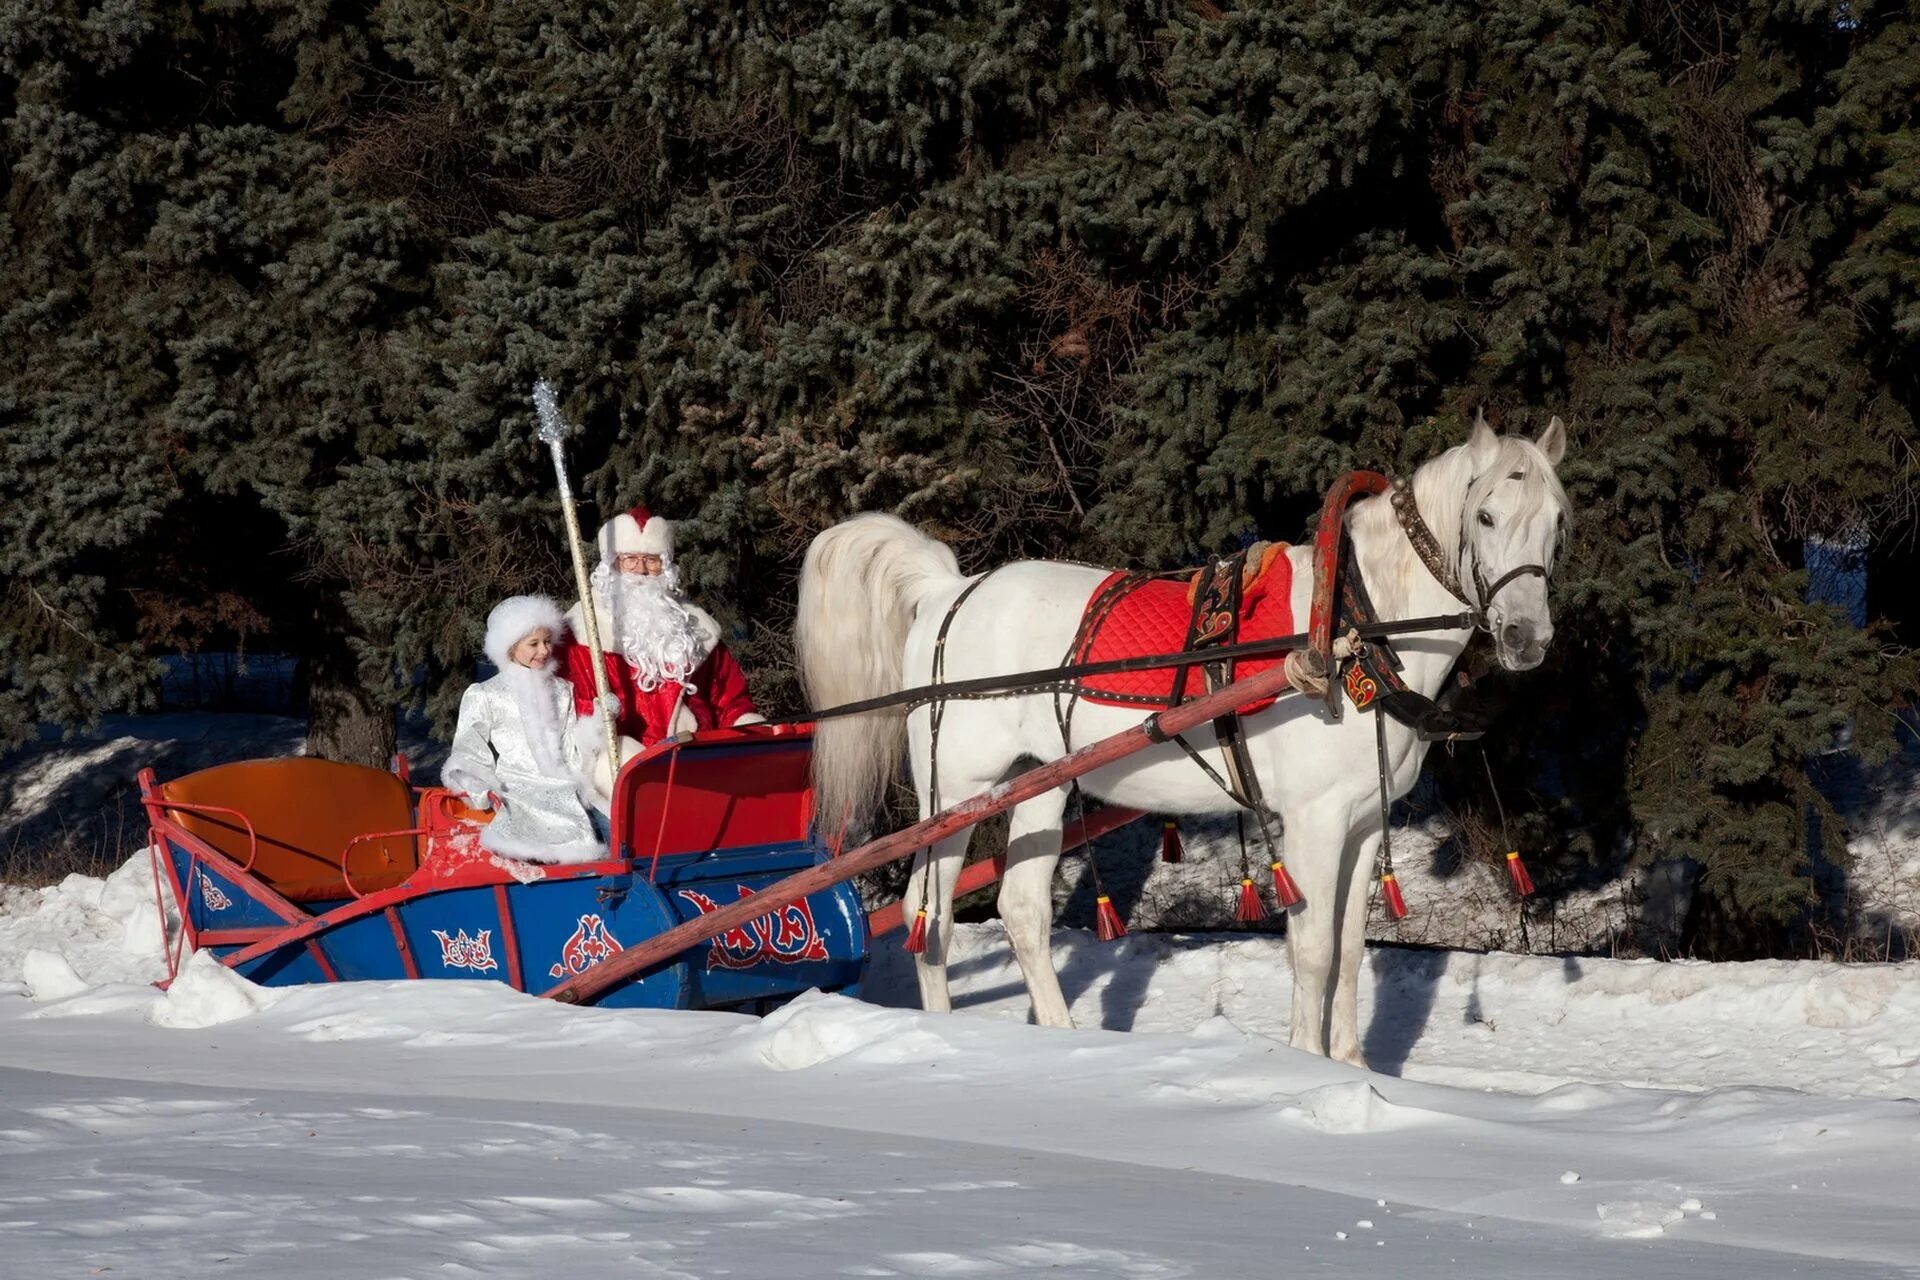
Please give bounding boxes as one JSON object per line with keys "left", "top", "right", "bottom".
{"left": 796, "top": 512, "right": 965, "bottom": 836}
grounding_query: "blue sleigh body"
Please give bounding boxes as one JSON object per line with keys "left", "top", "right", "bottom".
{"left": 139, "top": 728, "right": 867, "bottom": 1010}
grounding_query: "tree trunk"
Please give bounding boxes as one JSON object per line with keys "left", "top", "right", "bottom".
{"left": 301, "top": 599, "right": 396, "bottom": 768}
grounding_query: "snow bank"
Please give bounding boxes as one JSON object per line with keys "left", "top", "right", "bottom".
{"left": 147, "top": 949, "right": 286, "bottom": 1028}
{"left": 865, "top": 923, "right": 1920, "bottom": 1100}
{"left": 0, "top": 854, "right": 173, "bottom": 991}
{"left": 748, "top": 988, "right": 957, "bottom": 1070}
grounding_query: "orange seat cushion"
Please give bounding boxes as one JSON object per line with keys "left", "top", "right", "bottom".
{"left": 156, "top": 758, "right": 421, "bottom": 903}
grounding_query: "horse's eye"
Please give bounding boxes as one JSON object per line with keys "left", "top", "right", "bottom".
{"left": 1477, "top": 510, "right": 1495, "bottom": 528}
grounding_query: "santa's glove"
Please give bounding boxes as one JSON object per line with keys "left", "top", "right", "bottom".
{"left": 464, "top": 791, "right": 493, "bottom": 812}
{"left": 587, "top": 734, "right": 645, "bottom": 808}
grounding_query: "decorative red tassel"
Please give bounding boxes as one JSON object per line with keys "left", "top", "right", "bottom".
{"left": 1379, "top": 873, "right": 1409, "bottom": 920}
{"left": 1234, "top": 877, "right": 1266, "bottom": 923}
{"left": 1505, "top": 850, "right": 1535, "bottom": 897}
{"left": 1160, "top": 820, "right": 1185, "bottom": 864}
{"left": 903, "top": 908, "right": 929, "bottom": 954}
{"left": 1269, "top": 859, "right": 1303, "bottom": 908}
{"left": 1094, "top": 894, "right": 1126, "bottom": 941}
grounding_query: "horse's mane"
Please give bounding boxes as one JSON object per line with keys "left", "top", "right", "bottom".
{"left": 1468, "top": 436, "right": 1572, "bottom": 533}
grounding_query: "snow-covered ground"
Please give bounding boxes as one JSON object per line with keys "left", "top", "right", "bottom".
{"left": 3, "top": 857, "right": 1918, "bottom": 1277}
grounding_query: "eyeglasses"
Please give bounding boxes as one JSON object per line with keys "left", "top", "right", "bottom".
{"left": 615, "top": 553, "right": 664, "bottom": 573}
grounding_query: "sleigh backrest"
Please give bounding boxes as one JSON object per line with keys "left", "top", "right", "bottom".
{"left": 150, "top": 758, "right": 420, "bottom": 902}
{"left": 611, "top": 728, "right": 818, "bottom": 863}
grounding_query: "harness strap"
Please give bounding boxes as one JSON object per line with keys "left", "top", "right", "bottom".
{"left": 1373, "top": 701, "right": 1397, "bottom": 888}
{"left": 1390, "top": 478, "right": 1474, "bottom": 620}
{"left": 927, "top": 569, "right": 997, "bottom": 815}
{"left": 1163, "top": 552, "right": 1289, "bottom": 862}
{"left": 914, "top": 569, "right": 999, "bottom": 930}
{"left": 1180, "top": 550, "right": 1265, "bottom": 810}
{"left": 1476, "top": 561, "right": 1548, "bottom": 607}
{"left": 1336, "top": 544, "right": 1485, "bottom": 743}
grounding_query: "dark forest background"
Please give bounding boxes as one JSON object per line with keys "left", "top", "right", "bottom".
{"left": 5, "top": 1, "right": 1918, "bottom": 952}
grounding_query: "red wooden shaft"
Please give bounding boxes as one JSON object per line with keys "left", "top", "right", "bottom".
{"left": 1309, "top": 471, "right": 1389, "bottom": 668}
{"left": 866, "top": 805, "right": 1145, "bottom": 938}
{"left": 544, "top": 663, "right": 1298, "bottom": 1005}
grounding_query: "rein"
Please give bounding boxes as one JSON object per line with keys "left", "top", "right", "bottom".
{"left": 768, "top": 610, "right": 1475, "bottom": 726}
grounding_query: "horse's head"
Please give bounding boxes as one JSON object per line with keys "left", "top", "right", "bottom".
{"left": 1454, "top": 412, "right": 1570, "bottom": 671}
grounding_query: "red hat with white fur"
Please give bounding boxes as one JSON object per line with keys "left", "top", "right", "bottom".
{"left": 596, "top": 504, "right": 674, "bottom": 562}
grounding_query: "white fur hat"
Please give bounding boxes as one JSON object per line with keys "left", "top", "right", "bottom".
{"left": 483, "top": 595, "right": 567, "bottom": 671}
{"left": 597, "top": 504, "right": 674, "bottom": 561}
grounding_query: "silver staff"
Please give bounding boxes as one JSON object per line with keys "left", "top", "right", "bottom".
{"left": 532, "top": 380, "right": 622, "bottom": 784}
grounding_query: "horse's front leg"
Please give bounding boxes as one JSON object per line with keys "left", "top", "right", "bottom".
{"left": 1281, "top": 800, "right": 1364, "bottom": 1059}
{"left": 1325, "top": 826, "right": 1383, "bottom": 1069}
{"left": 998, "top": 787, "right": 1073, "bottom": 1028}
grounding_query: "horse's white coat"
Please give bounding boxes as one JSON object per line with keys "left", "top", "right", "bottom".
{"left": 797, "top": 418, "right": 1570, "bottom": 1063}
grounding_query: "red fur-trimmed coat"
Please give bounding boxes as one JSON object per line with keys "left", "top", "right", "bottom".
{"left": 561, "top": 598, "right": 760, "bottom": 749}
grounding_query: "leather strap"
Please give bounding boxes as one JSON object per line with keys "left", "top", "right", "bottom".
{"left": 1337, "top": 551, "right": 1485, "bottom": 743}
{"left": 1308, "top": 472, "right": 1391, "bottom": 718}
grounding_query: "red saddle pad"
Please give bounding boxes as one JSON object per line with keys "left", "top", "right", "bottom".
{"left": 1071, "top": 547, "right": 1296, "bottom": 710}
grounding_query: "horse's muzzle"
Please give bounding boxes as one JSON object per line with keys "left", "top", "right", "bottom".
{"left": 1497, "top": 620, "right": 1550, "bottom": 671}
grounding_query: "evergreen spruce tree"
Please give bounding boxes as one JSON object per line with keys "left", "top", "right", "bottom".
{"left": 4, "top": 0, "right": 1915, "bottom": 948}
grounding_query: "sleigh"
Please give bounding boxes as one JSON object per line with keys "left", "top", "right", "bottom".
{"left": 140, "top": 471, "right": 1500, "bottom": 1015}
{"left": 140, "top": 726, "right": 869, "bottom": 1010}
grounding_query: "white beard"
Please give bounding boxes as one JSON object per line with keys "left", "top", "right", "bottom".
{"left": 500, "top": 661, "right": 568, "bottom": 776}
{"left": 591, "top": 561, "right": 704, "bottom": 692}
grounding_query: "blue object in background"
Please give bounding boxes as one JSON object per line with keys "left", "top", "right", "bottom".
{"left": 1804, "top": 532, "right": 1868, "bottom": 628}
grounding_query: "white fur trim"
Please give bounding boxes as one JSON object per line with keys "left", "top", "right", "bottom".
{"left": 732, "top": 712, "right": 766, "bottom": 726}
{"left": 574, "top": 712, "right": 604, "bottom": 756}
{"left": 597, "top": 507, "right": 674, "bottom": 560}
{"left": 668, "top": 690, "right": 698, "bottom": 738}
{"left": 478, "top": 821, "right": 606, "bottom": 865}
{"left": 584, "top": 731, "right": 645, "bottom": 810}
{"left": 483, "top": 595, "right": 567, "bottom": 672}
{"left": 563, "top": 599, "right": 598, "bottom": 648}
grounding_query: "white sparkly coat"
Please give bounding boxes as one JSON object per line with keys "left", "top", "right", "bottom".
{"left": 444, "top": 669, "right": 605, "bottom": 864}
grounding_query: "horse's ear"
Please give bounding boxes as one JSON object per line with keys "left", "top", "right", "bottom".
{"left": 1536, "top": 415, "right": 1567, "bottom": 467}
{"left": 1469, "top": 409, "right": 1498, "bottom": 467}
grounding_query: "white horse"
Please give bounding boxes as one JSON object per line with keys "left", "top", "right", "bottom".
{"left": 795, "top": 415, "right": 1570, "bottom": 1064}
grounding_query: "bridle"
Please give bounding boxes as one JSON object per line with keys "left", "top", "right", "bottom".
{"left": 1389, "top": 475, "right": 1552, "bottom": 634}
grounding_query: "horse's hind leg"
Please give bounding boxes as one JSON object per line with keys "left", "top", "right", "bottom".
{"left": 998, "top": 787, "right": 1073, "bottom": 1029}
{"left": 905, "top": 828, "right": 973, "bottom": 1014}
